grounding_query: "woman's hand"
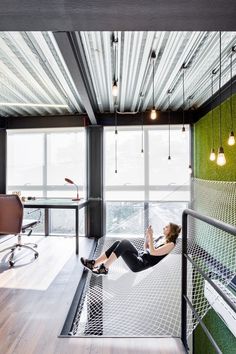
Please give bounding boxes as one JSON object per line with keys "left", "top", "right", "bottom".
{"left": 147, "top": 225, "right": 154, "bottom": 239}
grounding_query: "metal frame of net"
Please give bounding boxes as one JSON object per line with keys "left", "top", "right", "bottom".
{"left": 186, "top": 178, "right": 236, "bottom": 336}
{"left": 68, "top": 178, "right": 236, "bottom": 338}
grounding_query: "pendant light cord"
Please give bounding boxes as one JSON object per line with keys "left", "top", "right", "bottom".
{"left": 152, "top": 58, "right": 155, "bottom": 108}
{"left": 115, "top": 104, "right": 118, "bottom": 173}
{"left": 168, "top": 94, "right": 171, "bottom": 157}
{"left": 141, "top": 111, "right": 144, "bottom": 153}
{"left": 115, "top": 105, "right": 118, "bottom": 134}
{"left": 113, "top": 33, "right": 117, "bottom": 83}
{"left": 219, "top": 31, "right": 222, "bottom": 147}
{"left": 211, "top": 74, "right": 214, "bottom": 148}
{"left": 230, "top": 52, "right": 233, "bottom": 131}
{"left": 182, "top": 67, "right": 185, "bottom": 127}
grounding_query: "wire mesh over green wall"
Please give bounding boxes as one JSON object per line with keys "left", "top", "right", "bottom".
{"left": 193, "top": 94, "right": 236, "bottom": 354}
{"left": 194, "top": 94, "right": 236, "bottom": 181}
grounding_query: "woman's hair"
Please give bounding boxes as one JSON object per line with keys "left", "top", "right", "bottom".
{"left": 166, "top": 223, "right": 181, "bottom": 244}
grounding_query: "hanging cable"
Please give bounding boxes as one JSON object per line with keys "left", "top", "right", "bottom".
{"left": 182, "top": 65, "right": 186, "bottom": 133}
{"left": 219, "top": 33, "right": 222, "bottom": 148}
{"left": 141, "top": 111, "right": 144, "bottom": 153}
{"left": 217, "top": 31, "right": 226, "bottom": 166}
{"left": 168, "top": 92, "right": 171, "bottom": 160}
{"left": 211, "top": 74, "right": 214, "bottom": 148}
{"left": 114, "top": 103, "right": 118, "bottom": 173}
{"left": 115, "top": 104, "right": 118, "bottom": 135}
{"left": 112, "top": 33, "right": 118, "bottom": 97}
{"left": 209, "top": 72, "right": 216, "bottom": 161}
{"left": 228, "top": 49, "right": 235, "bottom": 145}
{"left": 115, "top": 138, "right": 118, "bottom": 174}
{"left": 150, "top": 51, "right": 157, "bottom": 120}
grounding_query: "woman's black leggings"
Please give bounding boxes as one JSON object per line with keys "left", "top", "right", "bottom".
{"left": 105, "top": 239, "right": 147, "bottom": 273}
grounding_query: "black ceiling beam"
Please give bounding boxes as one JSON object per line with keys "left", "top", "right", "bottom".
{"left": 53, "top": 32, "right": 97, "bottom": 125}
{"left": 0, "top": 1, "right": 235, "bottom": 31}
{"left": 5, "top": 115, "right": 86, "bottom": 129}
{"left": 195, "top": 75, "right": 236, "bottom": 122}
{"left": 0, "top": 117, "right": 6, "bottom": 129}
{"left": 97, "top": 111, "right": 195, "bottom": 126}
{"left": 4, "top": 111, "right": 195, "bottom": 129}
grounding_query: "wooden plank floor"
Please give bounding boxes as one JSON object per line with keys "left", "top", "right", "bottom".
{"left": 0, "top": 235, "right": 186, "bottom": 354}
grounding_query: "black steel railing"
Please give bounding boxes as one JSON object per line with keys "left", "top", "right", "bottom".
{"left": 181, "top": 209, "right": 236, "bottom": 353}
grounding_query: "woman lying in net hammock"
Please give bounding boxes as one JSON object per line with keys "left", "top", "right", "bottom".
{"left": 81, "top": 223, "right": 181, "bottom": 276}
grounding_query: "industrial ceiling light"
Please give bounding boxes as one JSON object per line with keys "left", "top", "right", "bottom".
{"left": 217, "top": 32, "right": 226, "bottom": 166}
{"left": 228, "top": 48, "right": 235, "bottom": 146}
{"left": 112, "top": 80, "right": 118, "bottom": 97}
{"left": 209, "top": 71, "right": 216, "bottom": 161}
{"left": 112, "top": 34, "right": 119, "bottom": 97}
{"left": 150, "top": 51, "right": 157, "bottom": 120}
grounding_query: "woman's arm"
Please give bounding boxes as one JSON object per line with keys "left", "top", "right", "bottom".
{"left": 147, "top": 226, "right": 175, "bottom": 256}
{"left": 143, "top": 228, "right": 150, "bottom": 250}
{"left": 149, "top": 242, "right": 175, "bottom": 256}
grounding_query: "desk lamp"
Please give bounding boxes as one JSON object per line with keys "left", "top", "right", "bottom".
{"left": 65, "top": 178, "right": 80, "bottom": 201}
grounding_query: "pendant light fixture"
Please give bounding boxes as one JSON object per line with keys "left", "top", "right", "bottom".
{"left": 209, "top": 71, "right": 216, "bottom": 161}
{"left": 181, "top": 64, "right": 187, "bottom": 133}
{"left": 112, "top": 80, "right": 118, "bottom": 97}
{"left": 228, "top": 48, "right": 235, "bottom": 146}
{"left": 150, "top": 51, "right": 157, "bottom": 120}
{"left": 217, "top": 32, "right": 226, "bottom": 166}
{"left": 112, "top": 35, "right": 119, "bottom": 97}
{"left": 167, "top": 91, "right": 172, "bottom": 161}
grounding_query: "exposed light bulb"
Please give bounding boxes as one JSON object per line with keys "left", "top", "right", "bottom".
{"left": 228, "top": 131, "right": 235, "bottom": 146}
{"left": 216, "top": 146, "right": 226, "bottom": 166}
{"left": 112, "top": 81, "right": 118, "bottom": 97}
{"left": 150, "top": 108, "right": 157, "bottom": 120}
{"left": 167, "top": 155, "right": 171, "bottom": 164}
{"left": 188, "top": 165, "right": 192, "bottom": 175}
{"left": 209, "top": 148, "right": 216, "bottom": 161}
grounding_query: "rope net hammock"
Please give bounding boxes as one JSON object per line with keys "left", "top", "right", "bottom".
{"left": 70, "top": 179, "right": 236, "bottom": 337}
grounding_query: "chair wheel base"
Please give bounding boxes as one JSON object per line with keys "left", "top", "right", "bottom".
{"left": 9, "top": 260, "right": 15, "bottom": 267}
{"left": 34, "top": 253, "right": 39, "bottom": 259}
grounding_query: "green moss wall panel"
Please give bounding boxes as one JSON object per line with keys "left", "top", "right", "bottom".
{"left": 194, "top": 94, "right": 236, "bottom": 181}
{"left": 193, "top": 94, "right": 236, "bottom": 353}
{"left": 194, "top": 310, "right": 236, "bottom": 354}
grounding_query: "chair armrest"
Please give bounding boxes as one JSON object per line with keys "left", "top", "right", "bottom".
{"left": 22, "top": 219, "right": 39, "bottom": 231}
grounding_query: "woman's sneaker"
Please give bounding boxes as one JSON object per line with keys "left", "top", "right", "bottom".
{"left": 80, "top": 257, "right": 95, "bottom": 271}
{"left": 92, "top": 263, "right": 109, "bottom": 276}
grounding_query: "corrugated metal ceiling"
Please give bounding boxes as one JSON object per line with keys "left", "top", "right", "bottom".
{"left": 0, "top": 31, "right": 236, "bottom": 118}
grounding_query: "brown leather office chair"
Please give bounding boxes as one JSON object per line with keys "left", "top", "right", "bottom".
{"left": 0, "top": 194, "right": 39, "bottom": 267}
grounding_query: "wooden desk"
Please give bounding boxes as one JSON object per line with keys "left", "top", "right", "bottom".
{"left": 24, "top": 198, "right": 88, "bottom": 255}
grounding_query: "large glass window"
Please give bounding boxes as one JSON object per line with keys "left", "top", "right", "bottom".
{"left": 104, "top": 125, "right": 190, "bottom": 236}
{"left": 7, "top": 128, "right": 85, "bottom": 235}
{"left": 104, "top": 125, "right": 190, "bottom": 201}
{"left": 7, "top": 133, "right": 44, "bottom": 186}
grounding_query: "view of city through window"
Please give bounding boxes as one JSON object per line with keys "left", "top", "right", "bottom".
{"left": 7, "top": 126, "right": 190, "bottom": 237}
{"left": 7, "top": 128, "right": 85, "bottom": 235}
{"left": 104, "top": 125, "right": 190, "bottom": 237}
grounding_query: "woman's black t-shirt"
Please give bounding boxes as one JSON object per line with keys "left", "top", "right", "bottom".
{"left": 140, "top": 236, "right": 176, "bottom": 268}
